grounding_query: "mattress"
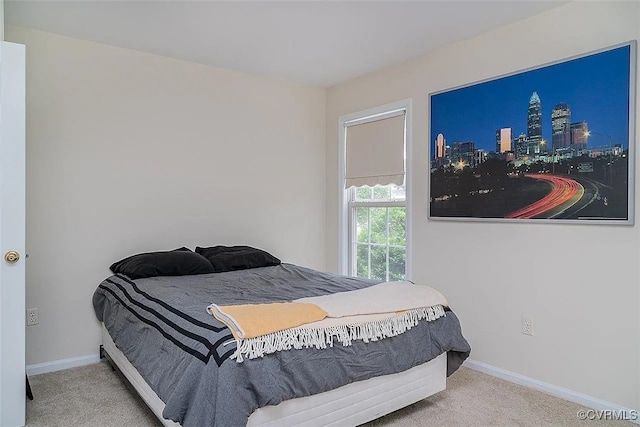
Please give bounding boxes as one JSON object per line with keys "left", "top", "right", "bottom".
{"left": 93, "top": 263, "right": 470, "bottom": 426}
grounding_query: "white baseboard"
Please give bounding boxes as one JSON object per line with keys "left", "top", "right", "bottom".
{"left": 26, "top": 353, "right": 101, "bottom": 376}
{"left": 464, "top": 359, "right": 639, "bottom": 425}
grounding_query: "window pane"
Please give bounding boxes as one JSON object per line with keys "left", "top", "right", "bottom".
{"left": 355, "top": 186, "right": 372, "bottom": 201}
{"left": 369, "top": 208, "right": 388, "bottom": 245}
{"left": 349, "top": 193, "right": 407, "bottom": 280}
{"left": 390, "top": 185, "right": 406, "bottom": 200}
{"left": 353, "top": 184, "right": 405, "bottom": 201}
{"left": 356, "top": 207, "right": 369, "bottom": 243}
{"left": 373, "top": 186, "right": 391, "bottom": 200}
{"left": 370, "top": 245, "right": 387, "bottom": 281}
{"left": 389, "top": 247, "right": 406, "bottom": 281}
{"left": 356, "top": 244, "right": 369, "bottom": 279}
{"left": 388, "top": 207, "right": 406, "bottom": 246}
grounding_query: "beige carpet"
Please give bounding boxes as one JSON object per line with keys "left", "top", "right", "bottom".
{"left": 26, "top": 362, "right": 634, "bottom": 427}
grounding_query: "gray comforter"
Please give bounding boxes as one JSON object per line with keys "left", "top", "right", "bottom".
{"left": 92, "top": 264, "right": 470, "bottom": 426}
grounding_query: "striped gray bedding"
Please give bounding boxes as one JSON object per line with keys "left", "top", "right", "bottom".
{"left": 92, "top": 263, "right": 470, "bottom": 426}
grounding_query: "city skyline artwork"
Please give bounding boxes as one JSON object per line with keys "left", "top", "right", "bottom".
{"left": 429, "top": 42, "right": 635, "bottom": 224}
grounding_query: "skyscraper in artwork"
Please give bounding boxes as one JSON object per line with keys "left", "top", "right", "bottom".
{"left": 435, "top": 133, "right": 446, "bottom": 158}
{"left": 495, "top": 128, "right": 512, "bottom": 153}
{"left": 515, "top": 133, "right": 528, "bottom": 159}
{"left": 551, "top": 103, "right": 571, "bottom": 150}
{"left": 527, "top": 92, "right": 543, "bottom": 152}
{"left": 570, "top": 121, "right": 588, "bottom": 151}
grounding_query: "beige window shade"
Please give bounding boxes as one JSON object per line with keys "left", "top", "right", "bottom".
{"left": 345, "top": 113, "right": 405, "bottom": 188}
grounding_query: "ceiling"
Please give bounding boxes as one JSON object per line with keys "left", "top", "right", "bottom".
{"left": 5, "top": 1, "right": 569, "bottom": 87}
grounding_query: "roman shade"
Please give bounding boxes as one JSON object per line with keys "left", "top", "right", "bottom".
{"left": 345, "top": 113, "right": 405, "bottom": 188}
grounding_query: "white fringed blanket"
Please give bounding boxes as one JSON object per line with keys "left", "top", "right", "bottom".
{"left": 208, "top": 281, "right": 449, "bottom": 362}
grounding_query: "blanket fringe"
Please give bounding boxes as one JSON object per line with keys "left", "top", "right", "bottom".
{"left": 232, "top": 305, "right": 446, "bottom": 363}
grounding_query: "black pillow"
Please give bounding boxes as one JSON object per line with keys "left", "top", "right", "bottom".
{"left": 110, "top": 248, "right": 215, "bottom": 279}
{"left": 195, "top": 245, "right": 281, "bottom": 273}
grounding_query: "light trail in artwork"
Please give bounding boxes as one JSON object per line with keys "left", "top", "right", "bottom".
{"left": 505, "top": 174, "right": 584, "bottom": 219}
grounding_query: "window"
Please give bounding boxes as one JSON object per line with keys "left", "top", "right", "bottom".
{"left": 350, "top": 184, "right": 406, "bottom": 281}
{"left": 338, "top": 100, "right": 411, "bottom": 281}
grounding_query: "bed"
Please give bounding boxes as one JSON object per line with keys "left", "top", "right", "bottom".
{"left": 92, "top": 249, "right": 470, "bottom": 427}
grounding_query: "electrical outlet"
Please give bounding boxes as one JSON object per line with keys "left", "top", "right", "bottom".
{"left": 522, "top": 317, "right": 533, "bottom": 336}
{"left": 26, "top": 308, "right": 39, "bottom": 326}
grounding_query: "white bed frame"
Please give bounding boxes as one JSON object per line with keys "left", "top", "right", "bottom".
{"left": 102, "top": 324, "right": 446, "bottom": 426}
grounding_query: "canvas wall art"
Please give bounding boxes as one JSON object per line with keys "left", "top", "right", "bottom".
{"left": 428, "top": 41, "right": 636, "bottom": 224}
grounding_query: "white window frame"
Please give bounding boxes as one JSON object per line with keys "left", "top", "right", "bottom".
{"left": 338, "top": 99, "right": 412, "bottom": 280}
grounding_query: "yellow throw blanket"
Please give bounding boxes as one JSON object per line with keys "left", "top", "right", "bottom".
{"left": 209, "top": 302, "right": 328, "bottom": 341}
{"left": 207, "top": 281, "right": 448, "bottom": 363}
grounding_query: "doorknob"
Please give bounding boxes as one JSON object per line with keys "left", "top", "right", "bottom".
{"left": 4, "top": 251, "right": 20, "bottom": 264}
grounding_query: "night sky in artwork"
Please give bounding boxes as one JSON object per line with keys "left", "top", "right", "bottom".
{"left": 429, "top": 44, "right": 632, "bottom": 154}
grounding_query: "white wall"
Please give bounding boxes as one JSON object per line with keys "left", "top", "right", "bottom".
{"left": 6, "top": 26, "right": 327, "bottom": 365}
{"left": 326, "top": 1, "right": 639, "bottom": 410}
